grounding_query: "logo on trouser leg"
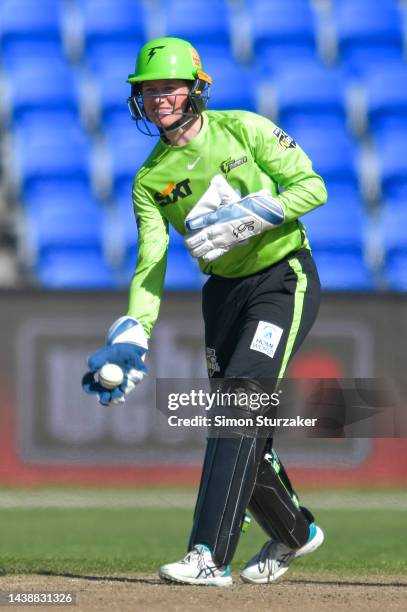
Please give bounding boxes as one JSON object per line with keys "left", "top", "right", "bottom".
{"left": 250, "top": 321, "right": 284, "bottom": 358}
{"left": 206, "top": 347, "right": 220, "bottom": 377}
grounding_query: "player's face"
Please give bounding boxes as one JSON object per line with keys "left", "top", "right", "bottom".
{"left": 141, "top": 79, "right": 190, "bottom": 128}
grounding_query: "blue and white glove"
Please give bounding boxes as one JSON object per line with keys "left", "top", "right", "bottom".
{"left": 82, "top": 316, "right": 148, "bottom": 406}
{"left": 184, "top": 174, "right": 285, "bottom": 263}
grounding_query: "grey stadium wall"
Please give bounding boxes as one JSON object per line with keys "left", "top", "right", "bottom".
{"left": 0, "top": 290, "right": 406, "bottom": 488}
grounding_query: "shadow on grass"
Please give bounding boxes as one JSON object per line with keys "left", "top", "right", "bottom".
{"left": 35, "top": 571, "right": 161, "bottom": 586}
{"left": 34, "top": 571, "right": 407, "bottom": 589}
{"left": 286, "top": 578, "right": 407, "bottom": 588}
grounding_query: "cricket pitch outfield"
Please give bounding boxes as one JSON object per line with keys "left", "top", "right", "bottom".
{"left": 0, "top": 489, "right": 406, "bottom": 611}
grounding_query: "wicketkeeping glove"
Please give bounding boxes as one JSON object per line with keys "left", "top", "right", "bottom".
{"left": 184, "top": 174, "right": 285, "bottom": 263}
{"left": 82, "top": 316, "right": 148, "bottom": 406}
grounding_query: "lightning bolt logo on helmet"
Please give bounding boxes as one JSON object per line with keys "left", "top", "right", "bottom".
{"left": 147, "top": 45, "right": 165, "bottom": 63}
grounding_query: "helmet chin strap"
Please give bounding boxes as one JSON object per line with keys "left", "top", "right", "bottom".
{"left": 158, "top": 115, "right": 199, "bottom": 141}
{"left": 158, "top": 114, "right": 200, "bottom": 140}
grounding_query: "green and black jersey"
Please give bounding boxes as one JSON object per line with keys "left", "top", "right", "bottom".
{"left": 128, "top": 110, "right": 328, "bottom": 336}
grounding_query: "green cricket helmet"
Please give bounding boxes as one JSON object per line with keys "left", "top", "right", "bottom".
{"left": 127, "top": 37, "right": 212, "bottom": 135}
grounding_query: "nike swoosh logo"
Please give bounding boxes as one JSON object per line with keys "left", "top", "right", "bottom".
{"left": 187, "top": 157, "right": 201, "bottom": 171}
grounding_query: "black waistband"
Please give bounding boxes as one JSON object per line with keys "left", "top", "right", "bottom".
{"left": 209, "top": 248, "right": 311, "bottom": 282}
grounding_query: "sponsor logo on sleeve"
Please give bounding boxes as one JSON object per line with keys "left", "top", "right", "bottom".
{"left": 250, "top": 321, "right": 284, "bottom": 359}
{"left": 273, "top": 127, "right": 297, "bottom": 150}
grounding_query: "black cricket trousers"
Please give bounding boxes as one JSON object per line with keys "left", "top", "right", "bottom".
{"left": 188, "top": 248, "right": 321, "bottom": 565}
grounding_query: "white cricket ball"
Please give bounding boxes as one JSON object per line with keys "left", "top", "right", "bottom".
{"left": 98, "top": 363, "right": 124, "bottom": 389}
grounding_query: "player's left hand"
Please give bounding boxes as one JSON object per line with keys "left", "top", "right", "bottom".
{"left": 184, "top": 188, "right": 285, "bottom": 263}
{"left": 82, "top": 316, "right": 148, "bottom": 406}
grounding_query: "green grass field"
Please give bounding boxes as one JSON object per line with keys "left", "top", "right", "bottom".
{"left": 0, "top": 489, "right": 406, "bottom": 577}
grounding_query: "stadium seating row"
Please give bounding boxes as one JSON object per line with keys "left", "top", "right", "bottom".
{"left": 5, "top": 53, "right": 407, "bottom": 143}
{"left": 18, "top": 172, "right": 406, "bottom": 291}
{"left": 0, "top": 0, "right": 406, "bottom": 290}
{"left": 7, "top": 108, "right": 406, "bottom": 209}
{"left": 1, "top": 0, "right": 407, "bottom": 76}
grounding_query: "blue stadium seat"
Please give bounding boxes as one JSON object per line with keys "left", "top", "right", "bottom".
{"left": 383, "top": 253, "right": 407, "bottom": 291}
{"left": 86, "top": 40, "right": 139, "bottom": 74}
{"left": 162, "top": 0, "right": 231, "bottom": 53}
{"left": 13, "top": 108, "right": 83, "bottom": 137}
{"left": 23, "top": 186, "right": 102, "bottom": 218}
{"left": 104, "top": 118, "right": 156, "bottom": 196}
{"left": 375, "top": 128, "right": 407, "bottom": 201}
{"left": 165, "top": 247, "right": 204, "bottom": 290}
{"left": 4, "top": 60, "right": 79, "bottom": 123}
{"left": 251, "top": 0, "right": 317, "bottom": 70}
{"left": 334, "top": 1, "right": 404, "bottom": 76}
{"left": 23, "top": 196, "right": 106, "bottom": 256}
{"left": 113, "top": 175, "right": 135, "bottom": 206}
{"left": 79, "top": 0, "right": 146, "bottom": 57}
{"left": 305, "top": 186, "right": 374, "bottom": 291}
{"left": 0, "top": 39, "right": 67, "bottom": 70}
{"left": 322, "top": 180, "right": 363, "bottom": 210}
{"left": 280, "top": 116, "right": 351, "bottom": 140}
{"left": 302, "top": 192, "right": 366, "bottom": 254}
{"left": 95, "top": 64, "right": 131, "bottom": 129}
{"left": 381, "top": 204, "right": 407, "bottom": 290}
{"left": 12, "top": 118, "right": 92, "bottom": 197}
{"left": 22, "top": 198, "right": 116, "bottom": 289}
{"left": 331, "top": 0, "right": 400, "bottom": 7}
{"left": 274, "top": 63, "right": 347, "bottom": 132}
{"left": 38, "top": 252, "right": 117, "bottom": 289}
{"left": 85, "top": 41, "right": 138, "bottom": 129}
{"left": 287, "top": 124, "right": 359, "bottom": 193}
{"left": 202, "top": 50, "right": 257, "bottom": 111}
{"left": 302, "top": 191, "right": 373, "bottom": 289}
{"left": 20, "top": 178, "right": 96, "bottom": 207}
{"left": 364, "top": 63, "right": 407, "bottom": 137}
{"left": 312, "top": 251, "right": 374, "bottom": 290}
{"left": 9, "top": 109, "right": 81, "bottom": 137}
{"left": 0, "top": 0, "right": 63, "bottom": 49}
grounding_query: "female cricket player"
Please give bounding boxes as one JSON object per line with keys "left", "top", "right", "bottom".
{"left": 82, "top": 36, "right": 327, "bottom": 586}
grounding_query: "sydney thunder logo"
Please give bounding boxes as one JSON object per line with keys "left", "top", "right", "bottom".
{"left": 220, "top": 156, "right": 248, "bottom": 174}
{"left": 147, "top": 45, "right": 165, "bottom": 63}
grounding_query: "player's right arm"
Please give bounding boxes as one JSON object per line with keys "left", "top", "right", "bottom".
{"left": 82, "top": 178, "right": 169, "bottom": 405}
{"left": 127, "top": 178, "right": 169, "bottom": 338}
